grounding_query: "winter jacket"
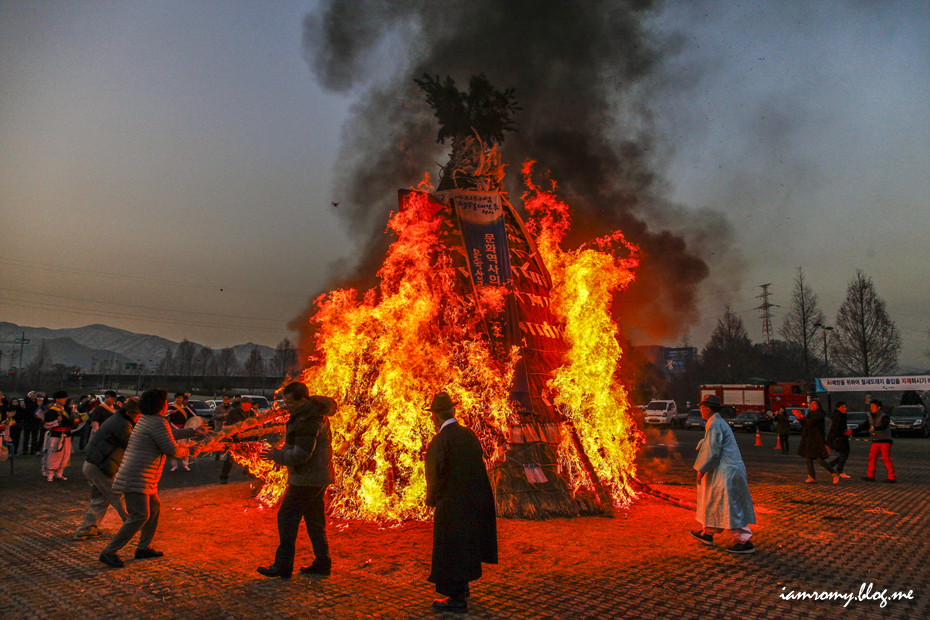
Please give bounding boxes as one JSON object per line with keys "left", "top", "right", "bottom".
{"left": 268, "top": 396, "right": 336, "bottom": 487}
{"left": 85, "top": 409, "right": 137, "bottom": 478}
{"left": 855, "top": 410, "right": 892, "bottom": 443}
{"left": 797, "top": 407, "right": 830, "bottom": 459}
{"left": 113, "top": 415, "right": 195, "bottom": 494}
{"left": 826, "top": 409, "right": 850, "bottom": 455}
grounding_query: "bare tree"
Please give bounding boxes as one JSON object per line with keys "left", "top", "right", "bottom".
{"left": 244, "top": 346, "right": 265, "bottom": 379}
{"left": 175, "top": 339, "right": 197, "bottom": 377}
{"left": 779, "top": 267, "right": 826, "bottom": 381}
{"left": 216, "top": 347, "right": 240, "bottom": 378}
{"left": 271, "top": 338, "right": 298, "bottom": 379}
{"left": 700, "top": 304, "right": 757, "bottom": 383}
{"left": 26, "top": 340, "right": 54, "bottom": 386}
{"left": 830, "top": 271, "right": 902, "bottom": 376}
{"left": 155, "top": 347, "right": 177, "bottom": 375}
{"left": 193, "top": 345, "right": 214, "bottom": 377}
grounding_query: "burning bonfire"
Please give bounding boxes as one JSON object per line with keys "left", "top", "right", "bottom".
{"left": 205, "top": 75, "right": 644, "bottom": 520}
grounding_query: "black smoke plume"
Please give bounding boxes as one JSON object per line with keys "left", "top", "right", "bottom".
{"left": 296, "top": 0, "right": 727, "bottom": 346}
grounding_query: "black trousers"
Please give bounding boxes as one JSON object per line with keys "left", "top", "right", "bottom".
{"left": 806, "top": 457, "right": 836, "bottom": 477}
{"left": 9, "top": 426, "right": 23, "bottom": 454}
{"left": 22, "top": 427, "right": 42, "bottom": 454}
{"left": 436, "top": 580, "right": 470, "bottom": 600}
{"left": 779, "top": 434, "right": 790, "bottom": 454}
{"left": 273, "top": 485, "right": 330, "bottom": 571}
{"left": 829, "top": 450, "right": 850, "bottom": 474}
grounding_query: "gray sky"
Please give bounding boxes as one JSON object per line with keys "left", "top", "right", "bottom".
{"left": 1, "top": 1, "right": 928, "bottom": 368}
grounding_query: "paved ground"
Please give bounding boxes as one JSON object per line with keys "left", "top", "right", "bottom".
{"left": 1, "top": 429, "right": 927, "bottom": 619}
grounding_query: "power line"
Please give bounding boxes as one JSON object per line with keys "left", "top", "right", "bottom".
{"left": 0, "top": 298, "right": 291, "bottom": 334}
{"left": 0, "top": 286, "right": 290, "bottom": 323}
{"left": 0, "top": 256, "right": 309, "bottom": 300}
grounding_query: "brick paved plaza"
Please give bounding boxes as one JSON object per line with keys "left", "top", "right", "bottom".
{"left": 1, "top": 430, "right": 927, "bottom": 619}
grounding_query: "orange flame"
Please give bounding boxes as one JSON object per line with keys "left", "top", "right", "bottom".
{"left": 523, "top": 160, "right": 644, "bottom": 507}
{"left": 244, "top": 167, "right": 643, "bottom": 519}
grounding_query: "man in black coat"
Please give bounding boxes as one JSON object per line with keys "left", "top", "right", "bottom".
{"left": 257, "top": 382, "right": 336, "bottom": 578}
{"left": 74, "top": 398, "right": 141, "bottom": 540}
{"left": 797, "top": 399, "right": 839, "bottom": 484}
{"left": 424, "top": 392, "right": 498, "bottom": 613}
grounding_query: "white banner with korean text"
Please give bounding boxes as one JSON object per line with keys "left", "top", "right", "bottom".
{"left": 816, "top": 375, "right": 930, "bottom": 393}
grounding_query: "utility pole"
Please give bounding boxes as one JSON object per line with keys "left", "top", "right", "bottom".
{"left": 755, "top": 284, "right": 778, "bottom": 348}
{"left": 0, "top": 332, "right": 31, "bottom": 391}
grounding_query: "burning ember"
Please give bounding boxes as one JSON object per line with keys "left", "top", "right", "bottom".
{"left": 211, "top": 76, "right": 645, "bottom": 521}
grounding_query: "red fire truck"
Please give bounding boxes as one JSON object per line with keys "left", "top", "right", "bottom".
{"left": 698, "top": 382, "right": 808, "bottom": 414}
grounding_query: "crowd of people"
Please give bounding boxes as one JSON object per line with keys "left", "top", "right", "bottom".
{"left": 0, "top": 385, "right": 498, "bottom": 613}
{"left": 769, "top": 399, "right": 897, "bottom": 484}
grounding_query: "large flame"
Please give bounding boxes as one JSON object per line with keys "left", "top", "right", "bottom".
{"left": 522, "top": 161, "right": 643, "bottom": 505}
{"left": 230, "top": 168, "right": 643, "bottom": 520}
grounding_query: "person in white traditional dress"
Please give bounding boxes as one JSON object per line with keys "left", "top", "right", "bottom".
{"left": 690, "top": 395, "right": 757, "bottom": 554}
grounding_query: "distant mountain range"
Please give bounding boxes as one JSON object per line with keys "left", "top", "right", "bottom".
{"left": 0, "top": 322, "right": 277, "bottom": 372}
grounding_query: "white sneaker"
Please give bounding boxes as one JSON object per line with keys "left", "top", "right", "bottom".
{"left": 839, "top": 473, "right": 851, "bottom": 479}
{"left": 183, "top": 466, "right": 191, "bottom": 471}
{"left": 804, "top": 476, "right": 816, "bottom": 483}
{"left": 46, "top": 476, "right": 54, "bottom": 482}
{"left": 170, "top": 466, "right": 178, "bottom": 471}
{"left": 832, "top": 474, "right": 840, "bottom": 485}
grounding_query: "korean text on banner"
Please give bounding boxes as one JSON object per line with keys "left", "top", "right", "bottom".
{"left": 816, "top": 375, "right": 930, "bottom": 392}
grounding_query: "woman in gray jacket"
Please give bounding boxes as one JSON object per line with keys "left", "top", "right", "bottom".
{"left": 99, "top": 389, "right": 202, "bottom": 568}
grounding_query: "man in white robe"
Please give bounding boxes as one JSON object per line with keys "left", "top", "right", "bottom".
{"left": 690, "top": 395, "right": 757, "bottom": 554}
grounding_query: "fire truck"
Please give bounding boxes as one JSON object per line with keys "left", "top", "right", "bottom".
{"left": 698, "top": 382, "right": 808, "bottom": 414}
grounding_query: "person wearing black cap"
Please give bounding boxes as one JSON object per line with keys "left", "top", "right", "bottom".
{"left": 690, "top": 395, "right": 757, "bottom": 554}
{"left": 423, "top": 391, "right": 498, "bottom": 612}
{"left": 42, "top": 390, "right": 79, "bottom": 482}
{"left": 256, "top": 382, "right": 337, "bottom": 578}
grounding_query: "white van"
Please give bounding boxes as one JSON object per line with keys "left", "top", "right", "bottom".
{"left": 643, "top": 400, "right": 680, "bottom": 427}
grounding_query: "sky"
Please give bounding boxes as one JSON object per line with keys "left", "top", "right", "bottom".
{"left": 0, "top": 0, "right": 928, "bottom": 369}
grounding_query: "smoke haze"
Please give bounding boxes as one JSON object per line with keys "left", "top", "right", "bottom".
{"left": 300, "top": 0, "right": 734, "bottom": 344}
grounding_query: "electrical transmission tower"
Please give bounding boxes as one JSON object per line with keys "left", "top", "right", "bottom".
{"left": 755, "top": 284, "right": 778, "bottom": 347}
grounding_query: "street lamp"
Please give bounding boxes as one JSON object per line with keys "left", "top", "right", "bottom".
{"left": 813, "top": 322, "right": 834, "bottom": 371}
{"left": 814, "top": 322, "right": 834, "bottom": 411}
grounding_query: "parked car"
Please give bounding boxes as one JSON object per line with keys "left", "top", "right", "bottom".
{"left": 239, "top": 395, "right": 271, "bottom": 412}
{"left": 189, "top": 399, "right": 214, "bottom": 421}
{"left": 845, "top": 411, "right": 870, "bottom": 437}
{"left": 729, "top": 411, "right": 772, "bottom": 433}
{"left": 685, "top": 410, "right": 706, "bottom": 430}
{"left": 643, "top": 400, "right": 681, "bottom": 427}
{"left": 889, "top": 405, "right": 930, "bottom": 438}
{"left": 785, "top": 407, "right": 807, "bottom": 434}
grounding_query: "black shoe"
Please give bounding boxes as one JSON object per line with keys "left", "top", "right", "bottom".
{"left": 299, "top": 561, "right": 332, "bottom": 576}
{"left": 861, "top": 476, "right": 876, "bottom": 482}
{"left": 690, "top": 530, "right": 715, "bottom": 545}
{"left": 883, "top": 479, "right": 897, "bottom": 484}
{"left": 220, "top": 479, "right": 228, "bottom": 484}
{"left": 727, "top": 541, "right": 756, "bottom": 554}
{"left": 257, "top": 564, "right": 292, "bottom": 578}
{"left": 432, "top": 597, "right": 468, "bottom": 612}
{"left": 99, "top": 552, "right": 124, "bottom": 568}
{"left": 135, "top": 548, "right": 164, "bottom": 559}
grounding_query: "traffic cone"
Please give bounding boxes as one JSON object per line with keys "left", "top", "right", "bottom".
{"left": 775, "top": 434, "right": 782, "bottom": 450}
{"left": 755, "top": 429, "right": 763, "bottom": 447}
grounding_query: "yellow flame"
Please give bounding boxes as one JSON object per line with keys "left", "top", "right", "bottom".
{"left": 523, "top": 160, "right": 643, "bottom": 507}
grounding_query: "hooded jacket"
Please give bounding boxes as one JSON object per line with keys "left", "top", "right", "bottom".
{"left": 268, "top": 396, "right": 336, "bottom": 487}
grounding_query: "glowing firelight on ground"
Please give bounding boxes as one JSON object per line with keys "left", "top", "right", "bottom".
{"left": 227, "top": 168, "right": 644, "bottom": 520}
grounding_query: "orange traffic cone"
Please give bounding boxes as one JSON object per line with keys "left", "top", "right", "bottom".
{"left": 755, "top": 429, "right": 763, "bottom": 447}
{"left": 775, "top": 434, "right": 782, "bottom": 450}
